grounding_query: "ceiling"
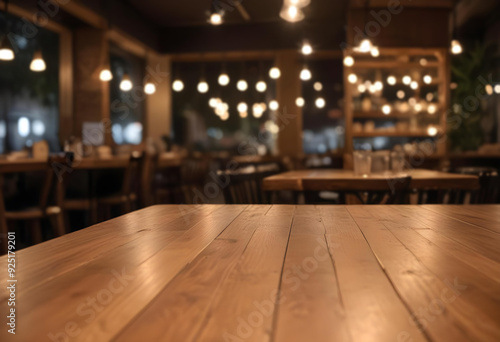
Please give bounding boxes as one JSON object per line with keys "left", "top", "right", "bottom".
{"left": 125, "top": 0, "right": 347, "bottom": 28}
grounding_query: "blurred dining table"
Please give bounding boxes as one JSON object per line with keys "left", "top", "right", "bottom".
{"left": 1, "top": 204, "right": 499, "bottom": 341}
{"left": 262, "top": 168, "right": 480, "bottom": 192}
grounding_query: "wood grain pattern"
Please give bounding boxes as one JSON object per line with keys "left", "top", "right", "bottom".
{"left": 1, "top": 205, "right": 500, "bottom": 342}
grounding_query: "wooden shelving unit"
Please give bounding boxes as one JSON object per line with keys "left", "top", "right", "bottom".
{"left": 344, "top": 47, "right": 449, "bottom": 159}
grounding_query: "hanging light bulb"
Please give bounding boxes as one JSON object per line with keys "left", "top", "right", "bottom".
{"left": 300, "top": 66, "right": 312, "bottom": 81}
{"left": 410, "top": 81, "right": 418, "bottom": 90}
{"left": 423, "top": 75, "right": 432, "bottom": 84}
{"left": 209, "top": 98, "right": 220, "bottom": 108}
{"left": 269, "top": 100, "right": 279, "bottom": 111}
{"left": 144, "top": 82, "right": 156, "bottom": 95}
{"left": 387, "top": 76, "right": 396, "bottom": 85}
{"left": 218, "top": 73, "right": 230, "bottom": 86}
{"left": 256, "top": 81, "right": 267, "bottom": 92}
{"left": 0, "top": 35, "right": 15, "bottom": 61}
{"left": 239, "top": 111, "right": 248, "bottom": 118}
{"left": 314, "top": 82, "right": 323, "bottom": 91}
{"left": 402, "top": 75, "right": 412, "bottom": 85}
{"left": 30, "top": 49, "right": 46, "bottom": 72}
{"left": 172, "top": 79, "right": 184, "bottom": 92}
{"left": 198, "top": 80, "right": 209, "bottom": 93}
{"left": 315, "top": 97, "right": 326, "bottom": 109}
{"left": 355, "top": 38, "right": 373, "bottom": 53}
{"left": 269, "top": 66, "right": 281, "bottom": 79}
{"left": 280, "top": 5, "right": 305, "bottom": 23}
{"left": 397, "top": 90, "right": 405, "bottom": 99}
{"left": 382, "top": 104, "right": 392, "bottom": 115}
{"left": 237, "top": 102, "right": 248, "bottom": 113}
{"left": 358, "top": 84, "right": 366, "bottom": 93}
{"left": 100, "top": 69, "right": 113, "bottom": 82}
{"left": 347, "top": 73, "right": 358, "bottom": 84}
{"left": 450, "top": 40, "right": 463, "bottom": 55}
{"left": 374, "top": 81, "right": 383, "bottom": 91}
{"left": 370, "top": 46, "right": 380, "bottom": 57}
{"left": 237, "top": 79, "right": 248, "bottom": 91}
{"left": 295, "top": 97, "right": 305, "bottom": 107}
{"left": 343, "top": 56, "right": 354, "bottom": 67}
{"left": 253, "top": 103, "right": 264, "bottom": 118}
{"left": 301, "top": 41, "right": 313, "bottom": 55}
{"left": 427, "top": 126, "right": 438, "bottom": 136}
{"left": 120, "top": 74, "right": 133, "bottom": 91}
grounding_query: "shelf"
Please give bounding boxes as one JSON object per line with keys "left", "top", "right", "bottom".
{"left": 352, "top": 130, "right": 439, "bottom": 138}
{"left": 353, "top": 111, "right": 413, "bottom": 119}
{"left": 347, "top": 61, "right": 440, "bottom": 70}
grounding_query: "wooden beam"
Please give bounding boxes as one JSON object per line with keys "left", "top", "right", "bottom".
{"left": 57, "top": 0, "right": 107, "bottom": 29}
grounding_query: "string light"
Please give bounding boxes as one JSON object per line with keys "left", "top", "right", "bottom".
{"left": 269, "top": 67, "right": 281, "bottom": 79}
{"left": 295, "top": 97, "right": 305, "bottom": 107}
{"left": 402, "top": 75, "right": 412, "bottom": 85}
{"left": 382, "top": 104, "right": 391, "bottom": 115}
{"left": 172, "top": 79, "right": 184, "bottom": 92}
{"left": 300, "top": 66, "right": 312, "bottom": 81}
{"left": 423, "top": 75, "right": 432, "bottom": 84}
{"left": 256, "top": 81, "right": 267, "bottom": 92}
{"left": 347, "top": 73, "right": 358, "bottom": 84}
{"left": 387, "top": 76, "right": 396, "bottom": 85}
{"left": 237, "top": 79, "right": 248, "bottom": 91}
{"left": 315, "top": 97, "right": 326, "bottom": 108}
{"left": 197, "top": 80, "right": 209, "bottom": 93}
{"left": 343, "top": 56, "right": 354, "bottom": 67}
{"left": 269, "top": 100, "right": 279, "bottom": 111}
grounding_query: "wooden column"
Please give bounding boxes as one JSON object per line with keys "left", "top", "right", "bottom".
{"left": 276, "top": 51, "right": 303, "bottom": 157}
{"left": 144, "top": 54, "right": 172, "bottom": 141}
{"left": 73, "top": 28, "right": 110, "bottom": 145}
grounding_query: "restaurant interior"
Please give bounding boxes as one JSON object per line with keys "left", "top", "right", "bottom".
{"left": 1, "top": 0, "right": 500, "bottom": 341}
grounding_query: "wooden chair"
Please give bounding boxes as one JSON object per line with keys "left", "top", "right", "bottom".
{"left": 0, "top": 157, "right": 67, "bottom": 254}
{"left": 218, "top": 164, "right": 280, "bottom": 204}
{"left": 59, "top": 155, "right": 137, "bottom": 226}
{"left": 449, "top": 167, "right": 499, "bottom": 204}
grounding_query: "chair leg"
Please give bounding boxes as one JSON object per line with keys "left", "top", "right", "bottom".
{"left": 50, "top": 213, "right": 66, "bottom": 237}
{"left": 29, "top": 219, "right": 43, "bottom": 245}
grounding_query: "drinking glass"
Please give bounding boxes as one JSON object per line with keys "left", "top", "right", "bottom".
{"left": 391, "top": 151, "right": 405, "bottom": 174}
{"left": 353, "top": 151, "right": 372, "bottom": 176}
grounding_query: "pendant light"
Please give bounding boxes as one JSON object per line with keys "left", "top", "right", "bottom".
{"left": 269, "top": 59, "right": 281, "bottom": 80}
{"left": 30, "top": 49, "right": 46, "bottom": 72}
{"left": 255, "top": 62, "right": 267, "bottom": 92}
{"left": 236, "top": 62, "right": 248, "bottom": 91}
{"left": 208, "top": 1, "right": 224, "bottom": 25}
{"left": 285, "top": 0, "right": 310, "bottom": 8}
{"left": 144, "top": 82, "right": 156, "bottom": 95}
{"left": 100, "top": 69, "right": 113, "bottom": 82}
{"left": 218, "top": 63, "right": 230, "bottom": 86}
{"left": 0, "top": 35, "right": 15, "bottom": 61}
{"left": 120, "top": 73, "right": 133, "bottom": 91}
{"left": 0, "top": 0, "right": 14, "bottom": 61}
{"left": 198, "top": 63, "right": 209, "bottom": 93}
{"left": 301, "top": 41, "right": 313, "bottom": 55}
{"left": 450, "top": 6, "right": 463, "bottom": 55}
{"left": 300, "top": 64, "right": 312, "bottom": 81}
{"left": 171, "top": 65, "right": 184, "bottom": 92}
{"left": 280, "top": 5, "right": 305, "bottom": 23}
{"left": 354, "top": 0, "right": 379, "bottom": 55}
{"left": 343, "top": 56, "right": 354, "bottom": 67}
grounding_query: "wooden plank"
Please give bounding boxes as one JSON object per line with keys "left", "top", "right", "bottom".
{"left": 0, "top": 205, "right": 246, "bottom": 342}
{"left": 423, "top": 205, "right": 500, "bottom": 234}
{"left": 274, "top": 206, "right": 351, "bottom": 342}
{"left": 192, "top": 206, "right": 294, "bottom": 342}
{"left": 348, "top": 207, "right": 491, "bottom": 341}
{"left": 113, "top": 206, "right": 271, "bottom": 341}
{"left": 319, "top": 206, "right": 427, "bottom": 342}
{"left": 392, "top": 206, "right": 500, "bottom": 263}
{"left": 0, "top": 205, "right": 220, "bottom": 299}
{"left": 351, "top": 206, "right": 500, "bottom": 342}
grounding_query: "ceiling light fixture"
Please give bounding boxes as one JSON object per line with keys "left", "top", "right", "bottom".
{"left": 30, "top": 49, "right": 46, "bottom": 72}
{"left": 280, "top": 5, "right": 305, "bottom": 23}
{"left": 100, "top": 69, "right": 113, "bottom": 82}
{"left": 0, "top": 1, "right": 14, "bottom": 61}
{"left": 120, "top": 73, "right": 133, "bottom": 91}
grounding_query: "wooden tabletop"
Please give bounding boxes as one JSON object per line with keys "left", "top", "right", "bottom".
{"left": 263, "top": 169, "right": 480, "bottom": 191}
{"left": 1, "top": 204, "right": 499, "bottom": 341}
